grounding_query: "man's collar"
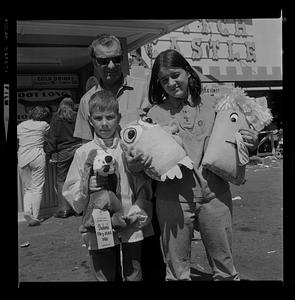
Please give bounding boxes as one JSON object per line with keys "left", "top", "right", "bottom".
{"left": 122, "top": 75, "right": 133, "bottom": 89}
{"left": 98, "top": 74, "right": 134, "bottom": 90}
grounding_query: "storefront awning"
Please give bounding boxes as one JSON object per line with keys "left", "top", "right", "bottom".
{"left": 17, "top": 20, "right": 195, "bottom": 72}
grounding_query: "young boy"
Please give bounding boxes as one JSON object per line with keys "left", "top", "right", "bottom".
{"left": 62, "top": 90, "right": 153, "bottom": 281}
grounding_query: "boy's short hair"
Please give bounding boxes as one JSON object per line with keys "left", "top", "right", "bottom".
{"left": 88, "top": 90, "right": 119, "bottom": 116}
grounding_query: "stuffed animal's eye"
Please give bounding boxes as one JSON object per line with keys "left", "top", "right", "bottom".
{"left": 105, "top": 156, "right": 112, "bottom": 163}
{"left": 249, "top": 124, "right": 255, "bottom": 130}
{"left": 123, "top": 127, "right": 137, "bottom": 144}
{"left": 141, "top": 115, "right": 156, "bottom": 124}
{"left": 145, "top": 117, "right": 153, "bottom": 123}
{"left": 230, "top": 113, "right": 239, "bottom": 122}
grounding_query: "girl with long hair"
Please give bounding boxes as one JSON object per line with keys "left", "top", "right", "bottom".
{"left": 131, "top": 49, "right": 259, "bottom": 281}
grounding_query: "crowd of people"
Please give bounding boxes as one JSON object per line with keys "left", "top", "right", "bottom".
{"left": 18, "top": 34, "right": 260, "bottom": 281}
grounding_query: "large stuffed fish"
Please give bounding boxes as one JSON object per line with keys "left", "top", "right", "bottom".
{"left": 202, "top": 87, "right": 273, "bottom": 185}
{"left": 120, "top": 116, "right": 194, "bottom": 182}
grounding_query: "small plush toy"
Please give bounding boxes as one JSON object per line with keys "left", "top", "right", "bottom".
{"left": 80, "top": 149, "right": 124, "bottom": 232}
{"left": 120, "top": 116, "right": 193, "bottom": 182}
{"left": 80, "top": 148, "right": 150, "bottom": 233}
{"left": 202, "top": 87, "right": 273, "bottom": 185}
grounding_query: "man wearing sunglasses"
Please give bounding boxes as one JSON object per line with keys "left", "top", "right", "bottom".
{"left": 73, "top": 34, "right": 150, "bottom": 142}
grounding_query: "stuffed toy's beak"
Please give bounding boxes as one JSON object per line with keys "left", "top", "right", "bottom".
{"left": 234, "top": 132, "right": 249, "bottom": 166}
{"left": 225, "top": 132, "right": 249, "bottom": 166}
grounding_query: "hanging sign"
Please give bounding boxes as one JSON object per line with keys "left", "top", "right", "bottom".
{"left": 17, "top": 74, "right": 79, "bottom": 88}
{"left": 17, "top": 89, "right": 72, "bottom": 122}
{"left": 145, "top": 19, "right": 256, "bottom": 63}
{"left": 17, "top": 89, "right": 71, "bottom": 102}
{"left": 202, "top": 82, "right": 235, "bottom": 96}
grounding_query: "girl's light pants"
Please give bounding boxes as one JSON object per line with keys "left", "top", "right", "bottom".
{"left": 156, "top": 192, "right": 240, "bottom": 281}
{"left": 19, "top": 153, "right": 46, "bottom": 220}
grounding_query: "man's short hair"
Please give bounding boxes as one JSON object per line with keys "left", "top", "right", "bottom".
{"left": 89, "top": 34, "right": 122, "bottom": 59}
{"left": 88, "top": 90, "right": 119, "bottom": 116}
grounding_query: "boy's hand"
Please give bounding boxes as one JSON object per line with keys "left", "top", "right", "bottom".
{"left": 89, "top": 175, "right": 108, "bottom": 192}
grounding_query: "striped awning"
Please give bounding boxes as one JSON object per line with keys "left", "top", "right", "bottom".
{"left": 194, "top": 65, "right": 282, "bottom": 82}
{"left": 194, "top": 67, "right": 218, "bottom": 82}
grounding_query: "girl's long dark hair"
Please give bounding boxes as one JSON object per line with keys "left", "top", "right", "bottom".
{"left": 56, "top": 96, "right": 76, "bottom": 121}
{"left": 148, "top": 49, "right": 202, "bottom": 106}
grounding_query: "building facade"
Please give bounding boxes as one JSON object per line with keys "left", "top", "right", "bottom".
{"left": 141, "top": 18, "right": 283, "bottom": 127}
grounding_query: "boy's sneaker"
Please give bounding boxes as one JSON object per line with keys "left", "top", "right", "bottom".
{"left": 24, "top": 214, "right": 42, "bottom": 226}
{"left": 28, "top": 219, "right": 41, "bottom": 227}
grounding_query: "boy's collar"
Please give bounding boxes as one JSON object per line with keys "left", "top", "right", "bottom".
{"left": 93, "top": 131, "right": 120, "bottom": 151}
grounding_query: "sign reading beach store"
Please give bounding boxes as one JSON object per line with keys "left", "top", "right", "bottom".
{"left": 17, "top": 89, "right": 72, "bottom": 122}
{"left": 145, "top": 19, "right": 256, "bottom": 63}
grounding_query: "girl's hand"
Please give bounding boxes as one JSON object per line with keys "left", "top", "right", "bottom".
{"left": 111, "top": 212, "right": 127, "bottom": 228}
{"left": 239, "top": 128, "right": 259, "bottom": 152}
{"left": 125, "top": 205, "right": 149, "bottom": 228}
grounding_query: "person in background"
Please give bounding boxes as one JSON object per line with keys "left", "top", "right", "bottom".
{"left": 134, "top": 49, "right": 259, "bottom": 281}
{"left": 73, "top": 34, "right": 150, "bottom": 143}
{"left": 62, "top": 90, "right": 153, "bottom": 281}
{"left": 85, "top": 76, "right": 98, "bottom": 93}
{"left": 44, "top": 96, "right": 82, "bottom": 218}
{"left": 17, "top": 106, "right": 51, "bottom": 226}
{"left": 74, "top": 33, "right": 165, "bottom": 280}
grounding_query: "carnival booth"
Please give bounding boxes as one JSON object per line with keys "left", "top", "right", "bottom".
{"left": 16, "top": 20, "right": 194, "bottom": 216}
{"left": 17, "top": 74, "right": 80, "bottom": 216}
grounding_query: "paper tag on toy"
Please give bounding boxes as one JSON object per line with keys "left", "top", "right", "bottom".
{"left": 235, "top": 132, "right": 249, "bottom": 166}
{"left": 92, "top": 209, "right": 114, "bottom": 249}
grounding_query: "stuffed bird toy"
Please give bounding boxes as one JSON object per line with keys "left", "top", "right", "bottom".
{"left": 120, "top": 116, "right": 193, "bottom": 182}
{"left": 202, "top": 87, "right": 273, "bottom": 185}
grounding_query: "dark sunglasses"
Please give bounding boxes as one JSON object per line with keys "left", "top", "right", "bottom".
{"left": 95, "top": 55, "right": 123, "bottom": 66}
